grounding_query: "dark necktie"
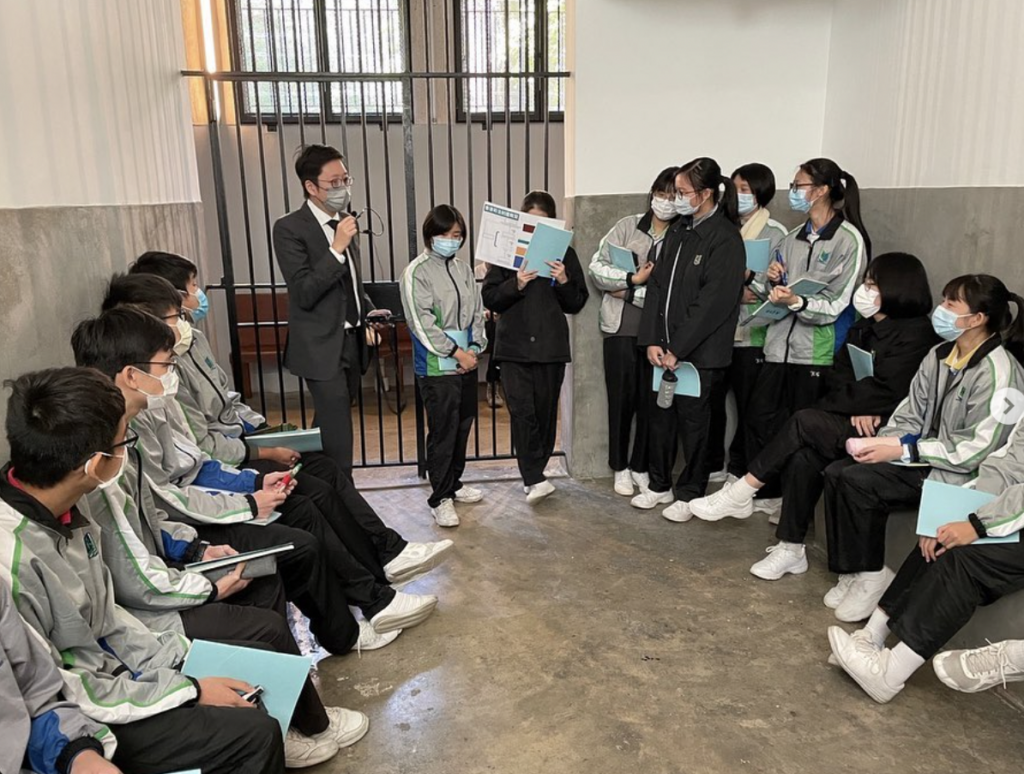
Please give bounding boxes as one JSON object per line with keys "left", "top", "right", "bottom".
{"left": 327, "top": 219, "right": 360, "bottom": 327}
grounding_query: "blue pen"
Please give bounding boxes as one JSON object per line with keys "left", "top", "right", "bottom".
{"left": 550, "top": 259, "right": 561, "bottom": 287}
{"left": 773, "top": 249, "right": 788, "bottom": 286}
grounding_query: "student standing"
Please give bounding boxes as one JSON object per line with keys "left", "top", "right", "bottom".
{"left": 401, "top": 205, "right": 487, "bottom": 527}
{"left": 482, "top": 191, "right": 589, "bottom": 504}
{"left": 742, "top": 158, "right": 872, "bottom": 518}
{"left": 706, "top": 163, "right": 789, "bottom": 483}
{"left": 632, "top": 157, "right": 746, "bottom": 522}
{"left": 589, "top": 167, "right": 678, "bottom": 497}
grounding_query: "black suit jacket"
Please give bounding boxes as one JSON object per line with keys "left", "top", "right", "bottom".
{"left": 272, "top": 204, "right": 372, "bottom": 380}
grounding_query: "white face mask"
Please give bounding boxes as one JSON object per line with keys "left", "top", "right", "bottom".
{"left": 85, "top": 449, "right": 127, "bottom": 490}
{"left": 674, "top": 193, "right": 699, "bottom": 217}
{"left": 173, "top": 317, "right": 193, "bottom": 356}
{"left": 650, "top": 196, "right": 676, "bottom": 221}
{"left": 133, "top": 368, "right": 179, "bottom": 410}
{"left": 853, "top": 284, "right": 882, "bottom": 319}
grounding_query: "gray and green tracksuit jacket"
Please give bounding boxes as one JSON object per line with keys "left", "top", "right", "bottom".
{"left": 131, "top": 404, "right": 259, "bottom": 527}
{"left": 1, "top": 577, "right": 115, "bottom": 774}
{"left": 0, "top": 469, "right": 196, "bottom": 726}
{"left": 973, "top": 414, "right": 1024, "bottom": 537}
{"left": 878, "top": 337, "right": 1023, "bottom": 485}
{"left": 400, "top": 249, "right": 487, "bottom": 377}
{"left": 176, "top": 328, "right": 266, "bottom": 467}
{"left": 80, "top": 448, "right": 215, "bottom": 637}
{"left": 588, "top": 211, "right": 670, "bottom": 335}
{"left": 737, "top": 217, "right": 789, "bottom": 348}
{"left": 762, "top": 214, "right": 867, "bottom": 366}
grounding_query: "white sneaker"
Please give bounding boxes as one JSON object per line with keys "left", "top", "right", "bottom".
{"left": 933, "top": 641, "right": 1024, "bottom": 693}
{"left": 749, "top": 543, "right": 808, "bottom": 580}
{"left": 826, "top": 625, "right": 881, "bottom": 666}
{"left": 689, "top": 481, "right": 754, "bottom": 521}
{"left": 630, "top": 489, "right": 674, "bottom": 510}
{"left": 454, "top": 485, "right": 483, "bottom": 503}
{"left": 526, "top": 480, "right": 556, "bottom": 504}
{"left": 370, "top": 591, "right": 438, "bottom": 634}
{"left": 662, "top": 500, "right": 692, "bottom": 523}
{"left": 768, "top": 510, "right": 781, "bottom": 526}
{"left": 317, "top": 707, "right": 370, "bottom": 749}
{"left": 707, "top": 468, "right": 730, "bottom": 484}
{"left": 834, "top": 568, "right": 896, "bottom": 623}
{"left": 631, "top": 471, "right": 650, "bottom": 491}
{"left": 753, "top": 496, "right": 782, "bottom": 515}
{"left": 430, "top": 499, "right": 459, "bottom": 528}
{"left": 613, "top": 469, "right": 634, "bottom": 496}
{"left": 831, "top": 639, "right": 905, "bottom": 704}
{"left": 285, "top": 728, "right": 339, "bottom": 768}
{"left": 383, "top": 540, "right": 454, "bottom": 585}
{"left": 355, "top": 620, "right": 401, "bottom": 652}
{"left": 823, "top": 574, "right": 856, "bottom": 609}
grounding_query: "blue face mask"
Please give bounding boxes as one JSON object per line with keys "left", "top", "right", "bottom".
{"left": 191, "top": 288, "right": 210, "bottom": 323}
{"left": 931, "top": 304, "right": 972, "bottom": 342}
{"left": 789, "top": 188, "right": 813, "bottom": 213}
{"left": 432, "top": 237, "right": 462, "bottom": 258}
{"left": 737, "top": 192, "right": 757, "bottom": 216}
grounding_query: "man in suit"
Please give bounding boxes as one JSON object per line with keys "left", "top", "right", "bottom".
{"left": 273, "top": 145, "right": 375, "bottom": 477}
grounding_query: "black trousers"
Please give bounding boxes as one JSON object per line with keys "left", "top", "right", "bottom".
{"left": 305, "top": 330, "right": 362, "bottom": 478}
{"left": 744, "top": 362, "right": 829, "bottom": 497}
{"left": 484, "top": 316, "right": 501, "bottom": 385}
{"left": 502, "top": 361, "right": 566, "bottom": 486}
{"left": 603, "top": 336, "right": 651, "bottom": 474}
{"left": 111, "top": 702, "right": 284, "bottom": 774}
{"left": 747, "top": 408, "right": 856, "bottom": 544}
{"left": 419, "top": 372, "right": 477, "bottom": 507}
{"left": 881, "top": 541, "right": 1024, "bottom": 658}
{"left": 708, "top": 346, "right": 764, "bottom": 476}
{"left": 822, "top": 458, "right": 931, "bottom": 574}
{"left": 180, "top": 576, "right": 328, "bottom": 737}
{"left": 648, "top": 368, "right": 727, "bottom": 502}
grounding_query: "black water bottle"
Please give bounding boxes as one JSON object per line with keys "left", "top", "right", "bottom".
{"left": 657, "top": 368, "right": 678, "bottom": 410}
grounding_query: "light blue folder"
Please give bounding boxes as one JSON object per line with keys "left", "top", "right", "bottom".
{"left": 744, "top": 300, "right": 791, "bottom": 325}
{"left": 651, "top": 363, "right": 701, "bottom": 398}
{"left": 182, "top": 640, "right": 312, "bottom": 737}
{"left": 608, "top": 244, "right": 636, "bottom": 273}
{"left": 788, "top": 277, "right": 828, "bottom": 296}
{"left": 524, "top": 223, "right": 574, "bottom": 279}
{"left": 744, "top": 239, "right": 771, "bottom": 273}
{"left": 439, "top": 329, "right": 469, "bottom": 371}
{"left": 848, "top": 344, "right": 875, "bottom": 381}
{"left": 246, "top": 428, "right": 323, "bottom": 453}
{"left": 915, "top": 480, "right": 1018, "bottom": 544}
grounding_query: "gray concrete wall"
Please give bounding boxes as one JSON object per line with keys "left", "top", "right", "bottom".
{"left": 0, "top": 204, "right": 205, "bottom": 457}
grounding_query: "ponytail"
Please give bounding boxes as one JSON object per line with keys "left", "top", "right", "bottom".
{"left": 678, "top": 157, "right": 739, "bottom": 225}
{"left": 800, "top": 158, "right": 872, "bottom": 258}
{"left": 838, "top": 170, "right": 872, "bottom": 260}
{"left": 942, "top": 275, "right": 1024, "bottom": 362}
{"left": 1005, "top": 292, "right": 1024, "bottom": 363}
{"left": 719, "top": 174, "right": 740, "bottom": 225}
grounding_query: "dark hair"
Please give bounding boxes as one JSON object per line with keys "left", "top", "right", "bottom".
{"left": 102, "top": 273, "right": 182, "bottom": 318}
{"left": 422, "top": 204, "right": 468, "bottom": 251}
{"left": 731, "top": 163, "right": 776, "bottom": 209}
{"left": 864, "top": 252, "right": 932, "bottom": 319}
{"left": 295, "top": 144, "right": 344, "bottom": 199}
{"left": 942, "top": 274, "right": 1024, "bottom": 350}
{"left": 677, "top": 157, "right": 739, "bottom": 225}
{"left": 5, "top": 368, "right": 125, "bottom": 487}
{"left": 648, "top": 166, "right": 679, "bottom": 209}
{"left": 521, "top": 190, "right": 557, "bottom": 218}
{"left": 799, "top": 158, "right": 872, "bottom": 259}
{"left": 130, "top": 251, "right": 197, "bottom": 293}
{"left": 71, "top": 308, "right": 176, "bottom": 379}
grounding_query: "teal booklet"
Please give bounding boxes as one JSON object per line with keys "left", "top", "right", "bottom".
{"left": 651, "top": 363, "right": 701, "bottom": 398}
{"left": 246, "top": 428, "right": 322, "bottom": 453}
{"left": 439, "top": 329, "right": 469, "bottom": 371}
{"left": 788, "top": 277, "right": 828, "bottom": 296}
{"left": 848, "top": 344, "right": 875, "bottom": 381}
{"left": 744, "top": 239, "right": 771, "bottom": 273}
{"left": 743, "top": 277, "right": 830, "bottom": 325}
{"left": 608, "top": 243, "right": 637, "bottom": 273}
{"left": 524, "top": 223, "right": 574, "bottom": 279}
{"left": 915, "top": 480, "right": 1019, "bottom": 544}
{"left": 182, "top": 640, "right": 313, "bottom": 737}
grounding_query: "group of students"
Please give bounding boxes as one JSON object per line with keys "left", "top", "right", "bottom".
{"left": 3, "top": 252, "right": 458, "bottom": 773}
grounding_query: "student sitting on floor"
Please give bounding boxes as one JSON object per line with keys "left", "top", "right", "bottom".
{"left": 827, "top": 407, "right": 1024, "bottom": 703}
{"left": 821, "top": 274, "right": 1024, "bottom": 624}
{"left": 1, "top": 577, "right": 119, "bottom": 774}
{"left": 0, "top": 367, "right": 285, "bottom": 774}
{"left": 689, "top": 253, "right": 938, "bottom": 581}
{"left": 71, "top": 307, "right": 440, "bottom": 646}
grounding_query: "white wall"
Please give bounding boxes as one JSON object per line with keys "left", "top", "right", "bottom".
{"left": 566, "top": 0, "right": 834, "bottom": 197}
{"left": 823, "top": 0, "right": 1024, "bottom": 188}
{"left": 0, "top": 0, "right": 200, "bottom": 208}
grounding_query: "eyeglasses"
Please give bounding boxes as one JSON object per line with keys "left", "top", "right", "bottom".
{"left": 318, "top": 176, "right": 355, "bottom": 189}
{"left": 132, "top": 361, "right": 178, "bottom": 375}
{"left": 161, "top": 310, "right": 188, "bottom": 322}
{"left": 110, "top": 430, "right": 140, "bottom": 452}
{"left": 789, "top": 182, "right": 816, "bottom": 192}
{"left": 676, "top": 189, "right": 698, "bottom": 198}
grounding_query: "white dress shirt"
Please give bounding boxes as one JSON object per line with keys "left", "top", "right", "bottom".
{"left": 307, "top": 200, "right": 362, "bottom": 327}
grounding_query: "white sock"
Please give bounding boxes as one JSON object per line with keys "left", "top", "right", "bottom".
{"left": 731, "top": 478, "right": 758, "bottom": 500}
{"left": 863, "top": 609, "right": 891, "bottom": 647}
{"left": 885, "top": 642, "right": 926, "bottom": 685}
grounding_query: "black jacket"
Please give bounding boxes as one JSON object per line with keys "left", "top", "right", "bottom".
{"left": 814, "top": 315, "right": 939, "bottom": 418}
{"left": 637, "top": 207, "right": 745, "bottom": 369}
{"left": 482, "top": 246, "right": 589, "bottom": 363}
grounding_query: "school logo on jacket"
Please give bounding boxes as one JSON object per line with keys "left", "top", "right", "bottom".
{"left": 694, "top": 254, "right": 703, "bottom": 266}
{"left": 84, "top": 532, "right": 99, "bottom": 559}
{"left": 818, "top": 251, "right": 832, "bottom": 264}
{"left": 205, "top": 356, "right": 216, "bottom": 369}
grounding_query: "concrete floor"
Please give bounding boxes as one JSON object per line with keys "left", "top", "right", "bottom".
{"left": 306, "top": 467, "right": 1024, "bottom": 774}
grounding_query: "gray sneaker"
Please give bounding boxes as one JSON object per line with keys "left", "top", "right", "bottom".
{"left": 933, "top": 640, "right": 1024, "bottom": 693}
